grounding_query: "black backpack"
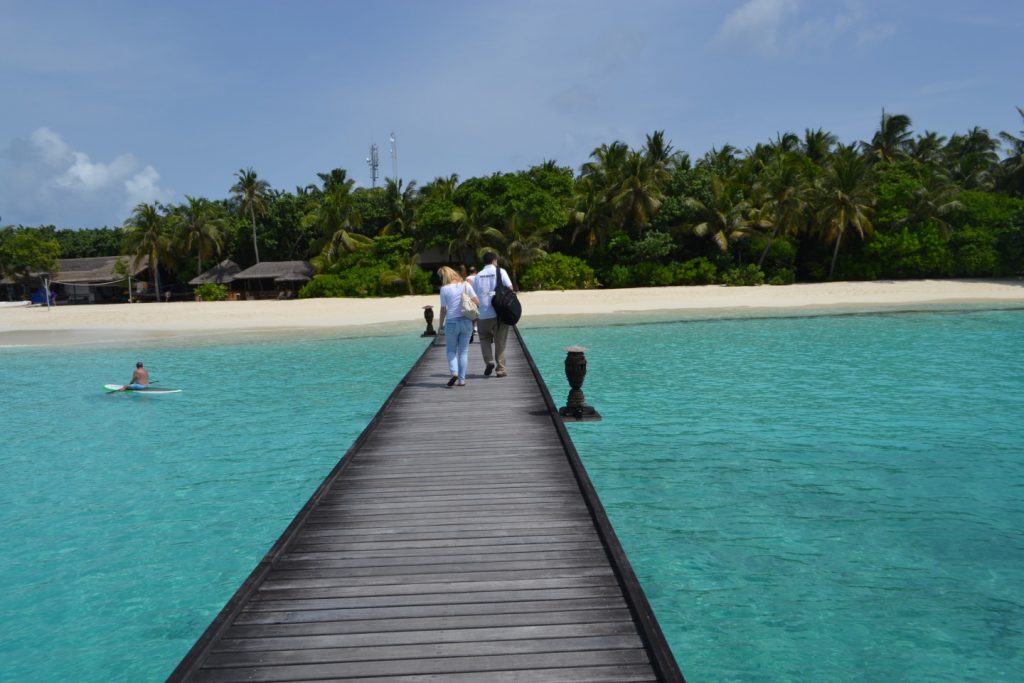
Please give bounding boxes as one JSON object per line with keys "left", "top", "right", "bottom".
{"left": 492, "top": 266, "right": 522, "bottom": 325}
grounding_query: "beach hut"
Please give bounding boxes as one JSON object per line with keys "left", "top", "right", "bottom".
{"left": 189, "top": 259, "right": 241, "bottom": 286}
{"left": 189, "top": 259, "right": 242, "bottom": 299}
{"left": 231, "top": 260, "right": 312, "bottom": 300}
{"left": 48, "top": 257, "right": 150, "bottom": 304}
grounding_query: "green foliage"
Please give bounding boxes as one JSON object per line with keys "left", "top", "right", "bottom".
{"left": 519, "top": 252, "right": 598, "bottom": 291}
{"left": 455, "top": 172, "right": 569, "bottom": 233}
{"left": 600, "top": 264, "right": 634, "bottom": 288}
{"left": 195, "top": 283, "right": 228, "bottom": 301}
{"left": 630, "top": 231, "right": 675, "bottom": 262}
{"left": 54, "top": 227, "right": 122, "bottom": 258}
{"left": 672, "top": 257, "right": 718, "bottom": 285}
{"left": 872, "top": 161, "right": 920, "bottom": 227}
{"left": 300, "top": 265, "right": 424, "bottom": 298}
{"left": 767, "top": 268, "right": 796, "bottom": 285}
{"left": 301, "top": 235, "right": 430, "bottom": 298}
{"left": 0, "top": 227, "right": 61, "bottom": 289}
{"left": 720, "top": 264, "right": 765, "bottom": 286}
{"left": 860, "top": 225, "right": 952, "bottom": 279}
{"left": 631, "top": 262, "right": 674, "bottom": 286}
{"left": 949, "top": 228, "right": 1000, "bottom": 276}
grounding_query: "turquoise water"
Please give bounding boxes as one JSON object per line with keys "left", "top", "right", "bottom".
{"left": 2, "top": 308, "right": 1023, "bottom": 682}
{"left": 0, "top": 333, "right": 426, "bottom": 682}
{"left": 525, "top": 308, "right": 1024, "bottom": 682}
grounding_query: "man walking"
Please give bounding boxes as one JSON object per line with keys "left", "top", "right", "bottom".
{"left": 473, "top": 253, "right": 514, "bottom": 377}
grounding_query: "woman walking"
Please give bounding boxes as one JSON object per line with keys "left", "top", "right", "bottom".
{"left": 437, "top": 266, "right": 479, "bottom": 386}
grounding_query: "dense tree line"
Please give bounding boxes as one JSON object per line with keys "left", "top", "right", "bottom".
{"left": 3, "top": 108, "right": 1023, "bottom": 297}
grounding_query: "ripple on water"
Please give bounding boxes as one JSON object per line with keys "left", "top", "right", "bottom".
{"left": 525, "top": 308, "right": 1024, "bottom": 682}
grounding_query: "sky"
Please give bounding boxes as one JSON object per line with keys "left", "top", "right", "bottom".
{"left": 1, "top": 0, "right": 1022, "bottom": 229}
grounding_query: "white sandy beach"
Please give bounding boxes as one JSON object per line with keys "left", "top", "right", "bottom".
{"left": 1, "top": 279, "right": 1022, "bottom": 346}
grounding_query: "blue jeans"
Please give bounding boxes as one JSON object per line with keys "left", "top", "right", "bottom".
{"left": 444, "top": 318, "right": 473, "bottom": 380}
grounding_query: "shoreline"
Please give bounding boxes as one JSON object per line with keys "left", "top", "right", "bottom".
{"left": 2, "top": 279, "right": 1023, "bottom": 347}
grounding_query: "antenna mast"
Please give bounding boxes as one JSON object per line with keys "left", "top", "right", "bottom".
{"left": 366, "top": 143, "right": 380, "bottom": 187}
{"left": 389, "top": 132, "right": 398, "bottom": 182}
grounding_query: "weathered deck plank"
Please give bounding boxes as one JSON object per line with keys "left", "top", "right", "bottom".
{"left": 167, "top": 329, "right": 683, "bottom": 682}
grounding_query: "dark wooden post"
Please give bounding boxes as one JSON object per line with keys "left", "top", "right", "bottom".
{"left": 559, "top": 346, "right": 601, "bottom": 422}
{"left": 421, "top": 305, "right": 436, "bottom": 336}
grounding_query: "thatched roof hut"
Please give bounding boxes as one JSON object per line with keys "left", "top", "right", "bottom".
{"left": 51, "top": 256, "right": 147, "bottom": 284}
{"left": 233, "top": 261, "right": 313, "bottom": 283}
{"left": 189, "top": 259, "right": 241, "bottom": 286}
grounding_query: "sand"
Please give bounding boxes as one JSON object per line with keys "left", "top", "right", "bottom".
{"left": 2, "top": 279, "right": 1022, "bottom": 347}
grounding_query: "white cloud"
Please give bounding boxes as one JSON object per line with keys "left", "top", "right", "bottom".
{"left": 715, "top": 0, "right": 799, "bottom": 57}
{"left": 0, "top": 127, "right": 173, "bottom": 227}
{"left": 714, "top": 0, "right": 893, "bottom": 57}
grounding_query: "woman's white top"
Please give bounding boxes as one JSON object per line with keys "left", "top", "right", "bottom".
{"left": 439, "top": 282, "right": 473, "bottom": 321}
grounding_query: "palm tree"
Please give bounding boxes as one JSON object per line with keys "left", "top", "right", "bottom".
{"left": 686, "top": 176, "right": 760, "bottom": 257}
{"left": 867, "top": 111, "right": 913, "bottom": 162}
{"left": 899, "top": 166, "right": 963, "bottom": 236}
{"left": 379, "top": 252, "right": 422, "bottom": 295}
{"left": 448, "top": 201, "right": 503, "bottom": 261}
{"left": 698, "top": 144, "right": 741, "bottom": 176}
{"left": 177, "top": 196, "right": 225, "bottom": 275}
{"left": 815, "top": 145, "right": 875, "bottom": 279}
{"left": 613, "top": 150, "right": 667, "bottom": 238}
{"left": 582, "top": 141, "right": 629, "bottom": 189}
{"left": 305, "top": 171, "right": 370, "bottom": 268}
{"left": 380, "top": 178, "right": 418, "bottom": 236}
{"left": 802, "top": 128, "right": 838, "bottom": 165}
{"left": 945, "top": 126, "right": 1001, "bottom": 189}
{"left": 755, "top": 154, "right": 809, "bottom": 267}
{"left": 231, "top": 168, "right": 271, "bottom": 263}
{"left": 570, "top": 175, "right": 609, "bottom": 256}
{"left": 499, "top": 212, "right": 552, "bottom": 287}
{"left": 123, "top": 202, "right": 174, "bottom": 300}
{"left": 908, "top": 131, "right": 948, "bottom": 165}
{"left": 999, "top": 106, "right": 1024, "bottom": 196}
{"left": 419, "top": 174, "right": 460, "bottom": 202}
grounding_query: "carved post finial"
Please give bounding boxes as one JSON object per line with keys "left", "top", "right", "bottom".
{"left": 421, "top": 305, "right": 437, "bottom": 337}
{"left": 559, "top": 346, "right": 601, "bottom": 422}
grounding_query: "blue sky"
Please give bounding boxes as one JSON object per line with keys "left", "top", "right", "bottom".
{"left": 1, "top": 0, "right": 1021, "bottom": 228}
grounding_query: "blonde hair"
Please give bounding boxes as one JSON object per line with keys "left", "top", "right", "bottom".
{"left": 437, "top": 266, "right": 463, "bottom": 286}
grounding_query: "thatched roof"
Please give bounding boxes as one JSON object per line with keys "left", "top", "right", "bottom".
{"left": 189, "top": 259, "right": 241, "bottom": 285}
{"left": 50, "top": 257, "right": 146, "bottom": 284}
{"left": 233, "top": 261, "right": 313, "bottom": 282}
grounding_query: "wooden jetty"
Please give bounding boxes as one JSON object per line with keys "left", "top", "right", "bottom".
{"left": 168, "top": 328, "right": 684, "bottom": 682}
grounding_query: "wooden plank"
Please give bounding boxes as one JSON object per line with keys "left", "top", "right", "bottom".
{"left": 191, "top": 649, "right": 653, "bottom": 682}
{"left": 204, "top": 665, "right": 658, "bottom": 683}
{"left": 261, "top": 566, "right": 614, "bottom": 591}
{"left": 214, "top": 622, "right": 640, "bottom": 653}
{"left": 203, "top": 634, "right": 645, "bottom": 668}
{"left": 232, "top": 597, "right": 630, "bottom": 626}
{"left": 254, "top": 575, "right": 618, "bottom": 601}
{"left": 225, "top": 608, "right": 635, "bottom": 639}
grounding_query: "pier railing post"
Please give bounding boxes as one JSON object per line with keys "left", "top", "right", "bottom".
{"left": 559, "top": 346, "right": 601, "bottom": 422}
{"left": 421, "top": 305, "right": 436, "bottom": 336}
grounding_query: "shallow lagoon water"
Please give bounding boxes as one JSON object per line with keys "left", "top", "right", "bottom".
{"left": 0, "top": 332, "right": 427, "bottom": 681}
{"left": 1, "top": 307, "right": 1023, "bottom": 681}
{"left": 527, "top": 307, "right": 1024, "bottom": 682}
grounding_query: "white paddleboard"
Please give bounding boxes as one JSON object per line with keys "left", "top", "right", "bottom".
{"left": 104, "top": 384, "right": 182, "bottom": 394}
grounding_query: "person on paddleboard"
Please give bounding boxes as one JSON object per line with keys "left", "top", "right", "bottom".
{"left": 120, "top": 362, "right": 150, "bottom": 391}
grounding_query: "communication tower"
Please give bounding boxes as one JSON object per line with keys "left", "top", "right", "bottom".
{"left": 389, "top": 132, "right": 398, "bottom": 182}
{"left": 366, "top": 143, "right": 380, "bottom": 187}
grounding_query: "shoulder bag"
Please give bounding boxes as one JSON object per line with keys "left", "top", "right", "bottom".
{"left": 491, "top": 266, "right": 522, "bottom": 325}
{"left": 459, "top": 282, "right": 479, "bottom": 320}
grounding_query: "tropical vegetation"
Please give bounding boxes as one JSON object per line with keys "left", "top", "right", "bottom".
{"left": 2, "top": 109, "right": 1023, "bottom": 298}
